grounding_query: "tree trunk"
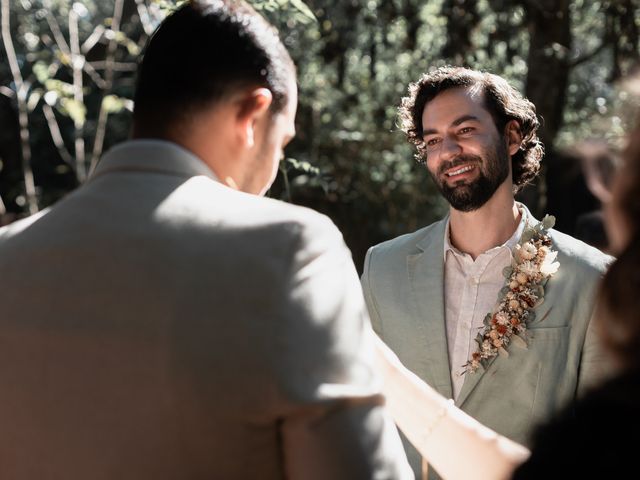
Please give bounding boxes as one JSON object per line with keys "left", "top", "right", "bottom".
{"left": 520, "top": 0, "right": 572, "bottom": 216}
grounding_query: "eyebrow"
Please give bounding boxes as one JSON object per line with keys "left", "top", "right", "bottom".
{"left": 422, "top": 114, "right": 481, "bottom": 138}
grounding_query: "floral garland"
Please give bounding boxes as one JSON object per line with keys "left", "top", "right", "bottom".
{"left": 464, "top": 215, "right": 560, "bottom": 374}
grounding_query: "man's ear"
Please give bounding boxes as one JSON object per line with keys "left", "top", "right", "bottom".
{"left": 236, "top": 88, "right": 273, "bottom": 148}
{"left": 504, "top": 120, "right": 523, "bottom": 156}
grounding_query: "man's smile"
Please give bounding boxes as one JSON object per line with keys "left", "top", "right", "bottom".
{"left": 445, "top": 164, "right": 475, "bottom": 177}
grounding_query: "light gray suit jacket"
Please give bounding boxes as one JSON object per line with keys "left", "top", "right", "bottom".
{"left": 361, "top": 212, "right": 613, "bottom": 479}
{"left": 0, "top": 141, "right": 412, "bottom": 480}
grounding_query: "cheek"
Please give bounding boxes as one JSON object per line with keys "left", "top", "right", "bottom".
{"left": 425, "top": 157, "right": 439, "bottom": 176}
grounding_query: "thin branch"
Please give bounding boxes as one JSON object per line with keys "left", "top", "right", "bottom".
{"left": 90, "top": 0, "right": 125, "bottom": 175}
{"left": 88, "top": 60, "right": 138, "bottom": 72}
{"left": 69, "top": 8, "right": 86, "bottom": 181}
{"left": 83, "top": 61, "right": 107, "bottom": 89}
{"left": 81, "top": 24, "right": 105, "bottom": 54}
{"left": 45, "top": 11, "right": 71, "bottom": 56}
{"left": 0, "top": 85, "right": 14, "bottom": 98}
{"left": 1, "top": 0, "right": 39, "bottom": 214}
{"left": 43, "top": 103, "right": 74, "bottom": 167}
{"left": 570, "top": 40, "right": 609, "bottom": 68}
{"left": 135, "top": 0, "right": 156, "bottom": 36}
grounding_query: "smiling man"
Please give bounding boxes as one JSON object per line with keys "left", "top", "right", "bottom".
{"left": 361, "top": 66, "right": 613, "bottom": 479}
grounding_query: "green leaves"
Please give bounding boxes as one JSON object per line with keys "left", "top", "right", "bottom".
{"left": 101, "top": 94, "right": 132, "bottom": 114}
{"left": 542, "top": 214, "right": 556, "bottom": 230}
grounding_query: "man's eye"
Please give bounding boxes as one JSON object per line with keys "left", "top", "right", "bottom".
{"left": 459, "top": 127, "right": 474, "bottom": 134}
{"left": 425, "top": 138, "right": 440, "bottom": 147}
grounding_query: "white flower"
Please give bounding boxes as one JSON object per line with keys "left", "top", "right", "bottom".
{"left": 537, "top": 245, "right": 550, "bottom": 258}
{"left": 518, "top": 261, "right": 539, "bottom": 277}
{"left": 540, "top": 250, "right": 560, "bottom": 275}
{"left": 518, "top": 242, "right": 538, "bottom": 260}
{"left": 495, "top": 312, "right": 509, "bottom": 325}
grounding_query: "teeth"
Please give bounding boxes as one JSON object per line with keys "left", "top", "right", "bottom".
{"left": 447, "top": 165, "right": 473, "bottom": 176}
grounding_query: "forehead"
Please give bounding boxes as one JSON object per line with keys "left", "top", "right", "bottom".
{"left": 421, "top": 86, "right": 493, "bottom": 131}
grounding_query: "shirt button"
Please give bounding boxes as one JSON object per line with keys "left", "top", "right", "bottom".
{"left": 471, "top": 277, "right": 479, "bottom": 285}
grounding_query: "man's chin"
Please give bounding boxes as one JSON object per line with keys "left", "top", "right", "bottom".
{"left": 442, "top": 186, "right": 489, "bottom": 212}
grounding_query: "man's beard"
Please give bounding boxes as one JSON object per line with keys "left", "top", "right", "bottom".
{"left": 431, "top": 141, "right": 510, "bottom": 212}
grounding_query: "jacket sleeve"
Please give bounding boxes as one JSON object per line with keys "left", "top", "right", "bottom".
{"left": 274, "top": 215, "right": 413, "bottom": 480}
{"left": 361, "top": 246, "right": 384, "bottom": 336}
{"left": 576, "top": 255, "right": 616, "bottom": 396}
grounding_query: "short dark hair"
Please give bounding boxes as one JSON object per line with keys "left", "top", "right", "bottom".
{"left": 133, "top": 0, "right": 294, "bottom": 138}
{"left": 398, "top": 66, "right": 543, "bottom": 192}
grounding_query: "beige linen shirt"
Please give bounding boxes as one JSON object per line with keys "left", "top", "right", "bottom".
{"left": 444, "top": 210, "right": 527, "bottom": 400}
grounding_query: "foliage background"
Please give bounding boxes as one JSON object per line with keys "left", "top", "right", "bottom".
{"left": 2, "top": 0, "right": 639, "bottom": 271}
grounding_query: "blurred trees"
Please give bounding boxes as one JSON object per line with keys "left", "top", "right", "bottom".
{"left": 1, "top": 0, "right": 639, "bottom": 270}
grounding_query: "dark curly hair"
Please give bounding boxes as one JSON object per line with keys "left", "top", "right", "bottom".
{"left": 398, "top": 66, "right": 543, "bottom": 192}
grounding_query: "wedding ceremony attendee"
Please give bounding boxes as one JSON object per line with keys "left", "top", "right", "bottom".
{"left": 361, "top": 66, "right": 613, "bottom": 478}
{"left": 373, "top": 106, "right": 640, "bottom": 480}
{"left": 0, "top": 1, "right": 412, "bottom": 479}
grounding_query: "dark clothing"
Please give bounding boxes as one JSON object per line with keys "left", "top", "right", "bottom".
{"left": 512, "top": 368, "right": 640, "bottom": 479}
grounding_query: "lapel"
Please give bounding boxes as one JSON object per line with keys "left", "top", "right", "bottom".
{"left": 456, "top": 353, "right": 496, "bottom": 406}
{"left": 407, "top": 219, "right": 453, "bottom": 399}
{"left": 456, "top": 204, "right": 545, "bottom": 407}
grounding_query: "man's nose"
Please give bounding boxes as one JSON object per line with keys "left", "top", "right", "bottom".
{"left": 439, "top": 135, "right": 462, "bottom": 161}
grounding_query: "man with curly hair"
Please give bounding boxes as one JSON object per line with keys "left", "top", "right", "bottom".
{"left": 361, "top": 66, "right": 613, "bottom": 479}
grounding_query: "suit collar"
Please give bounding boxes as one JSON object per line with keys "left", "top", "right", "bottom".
{"left": 90, "top": 140, "right": 219, "bottom": 182}
{"left": 442, "top": 202, "right": 530, "bottom": 261}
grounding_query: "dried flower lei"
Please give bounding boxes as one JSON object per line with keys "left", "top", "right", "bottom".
{"left": 464, "top": 215, "right": 560, "bottom": 374}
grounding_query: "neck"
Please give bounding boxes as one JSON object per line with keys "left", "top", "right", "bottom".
{"left": 448, "top": 182, "right": 521, "bottom": 259}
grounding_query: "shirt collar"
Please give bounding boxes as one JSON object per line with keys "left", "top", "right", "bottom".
{"left": 443, "top": 203, "right": 528, "bottom": 260}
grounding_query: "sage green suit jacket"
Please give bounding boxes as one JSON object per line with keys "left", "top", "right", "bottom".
{"left": 361, "top": 212, "right": 613, "bottom": 479}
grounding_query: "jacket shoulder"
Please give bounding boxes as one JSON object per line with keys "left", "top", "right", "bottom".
{"left": 550, "top": 229, "right": 614, "bottom": 276}
{"left": 367, "top": 218, "right": 447, "bottom": 260}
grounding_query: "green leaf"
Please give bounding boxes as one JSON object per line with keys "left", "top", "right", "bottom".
{"left": 521, "top": 229, "right": 535, "bottom": 243}
{"left": 502, "top": 266, "right": 513, "bottom": 278}
{"left": 33, "top": 61, "right": 50, "bottom": 85}
{"left": 287, "top": 0, "right": 316, "bottom": 23}
{"left": 102, "top": 94, "right": 132, "bottom": 114}
{"left": 542, "top": 215, "right": 556, "bottom": 230}
{"left": 59, "top": 98, "right": 86, "bottom": 126}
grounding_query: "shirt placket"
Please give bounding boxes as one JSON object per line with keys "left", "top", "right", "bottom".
{"left": 452, "top": 254, "right": 493, "bottom": 398}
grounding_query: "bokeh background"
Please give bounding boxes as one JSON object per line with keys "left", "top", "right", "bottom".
{"left": 2, "top": 0, "right": 638, "bottom": 271}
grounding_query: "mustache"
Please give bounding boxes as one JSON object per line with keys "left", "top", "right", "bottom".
{"left": 437, "top": 155, "right": 482, "bottom": 176}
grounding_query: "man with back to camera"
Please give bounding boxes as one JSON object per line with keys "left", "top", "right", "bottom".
{"left": 361, "top": 66, "right": 613, "bottom": 479}
{"left": 0, "top": 1, "right": 413, "bottom": 478}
